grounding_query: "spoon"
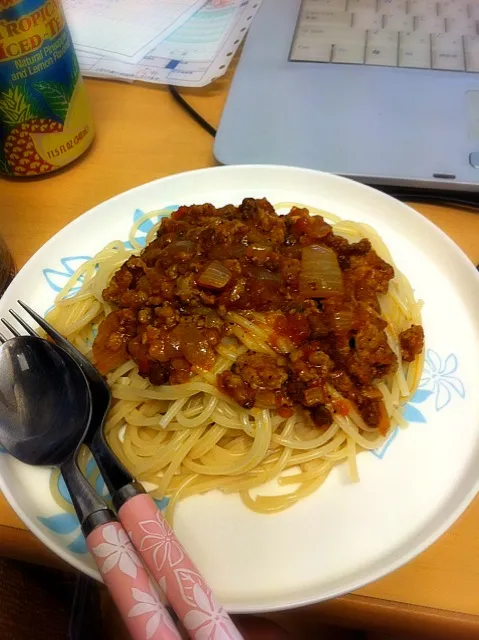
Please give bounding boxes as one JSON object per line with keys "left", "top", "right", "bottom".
{"left": 0, "top": 334, "right": 181, "bottom": 640}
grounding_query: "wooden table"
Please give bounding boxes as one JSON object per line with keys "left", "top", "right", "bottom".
{"left": 2, "top": 76, "right": 479, "bottom": 639}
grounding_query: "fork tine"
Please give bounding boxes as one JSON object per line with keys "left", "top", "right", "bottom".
{"left": 18, "top": 300, "right": 68, "bottom": 348}
{"left": 0, "top": 333, "right": 6, "bottom": 344}
{"left": 17, "top": 301, "right": 96, "bottom": 379}
{"left": 1, "top": 318, "right": 20, "bottom": 337}
{"left": 9, "top": 309, "right": 37, "bottom": 336}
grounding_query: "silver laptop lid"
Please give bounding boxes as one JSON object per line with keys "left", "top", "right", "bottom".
{"left": 215, "top": 0, "right": 479, "bottom": 192}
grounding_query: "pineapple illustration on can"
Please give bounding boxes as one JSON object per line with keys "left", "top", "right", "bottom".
{"left": 0, "top": 0, "right": 94, "bottom": 176}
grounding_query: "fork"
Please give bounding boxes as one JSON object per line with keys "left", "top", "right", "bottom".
{"left": 9, "top": 301, "right": 243, "bottom": 640}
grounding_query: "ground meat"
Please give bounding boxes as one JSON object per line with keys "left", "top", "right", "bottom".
{"left": 358, "top": 398, "right": 385, "bottom": 430}
{"left": 280, "top": 257, "right": 301, "bottom": 285}
{"left": 103, "top": 257, "right": 148, "bottom": 308}
{"left": 349, "top": 238, "right": 372, "bottom": 256}
{"left": 307, "top": 310, "right": 329, "bottom": 338}
{"left": 347, "top": 251, "right": 395, "bottom": 305}
{"left": 241, "top": 198, "right": 285, "bottom": 243}
{"left": 170, "top": 357, "right": 192, "bottom": 385}
{"left": 93, "top": 308, "right": 138, "bottom": 374}
{"left": 309, "top": 405, "right": 333, "bottom": 428}
{"left": 175, "top": 274, "right": 199, "bottom": 305}
{"left": 286, "top": 379, "right": 307, "bottom": 404}
{"left": 347, "top": 324, "right": 397, "bottom": 385}
{"left": 289, "top": 359, "right": 326, "bottom": 384}
{"left": 218, "top": 370, "right": 256, "bottom": 409}
{"left": 400, "top": 325, "right": 425, "bottom": 362}
{"left": 233, "top": 353, "right": 288, "bottom": 390}
{"left": 149, "top": 362, "right": 172, "bottom": 386}
{"left": 94, "top": 197, "right": 424, "bottom": 429}
{"left": 325, "top": 236, "right": 372, "bottom": 270}
{"left": 329, "top": 370, "right": 358, "bottom": 402}
{"left": 154, "top": 303, "right": 179, "bottom": 328}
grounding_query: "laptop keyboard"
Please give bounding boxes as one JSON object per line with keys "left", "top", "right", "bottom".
{"left": 290, "top": 0, "right": 479, "bottom": 72}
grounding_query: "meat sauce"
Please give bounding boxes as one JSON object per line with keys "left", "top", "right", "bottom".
{"left": 93, "top": 198, "right": 424, "bottom": 433}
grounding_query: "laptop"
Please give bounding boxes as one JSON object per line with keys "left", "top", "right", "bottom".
{"left": 214, "top": 0, "right": 479, "bottom": 192}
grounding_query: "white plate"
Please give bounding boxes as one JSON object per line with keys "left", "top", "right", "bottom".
{"left": 1, "top": 165, "right": 479, "bottom": 613}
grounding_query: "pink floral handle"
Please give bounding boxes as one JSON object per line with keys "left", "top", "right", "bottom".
{"left": 87, "top": 521, "right": 182, "bottom": 640}
{"left": 119, "top": 494, "right": 243, "bottom": 640}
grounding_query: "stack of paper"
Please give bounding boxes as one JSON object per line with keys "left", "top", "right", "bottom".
{"left": 63, "top": 0, "right": 263, "bottom": 88}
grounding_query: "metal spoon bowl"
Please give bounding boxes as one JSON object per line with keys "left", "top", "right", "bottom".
{"left": 0, "top": 336, "right": 91, "bottom": 466}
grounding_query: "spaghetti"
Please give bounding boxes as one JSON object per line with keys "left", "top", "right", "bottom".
{"left": 45, "top": 199, "right": 424, "bottom": 520}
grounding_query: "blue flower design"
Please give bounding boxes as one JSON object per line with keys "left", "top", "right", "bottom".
{"left": 420, "top": 349, "right": 465, "bottom": 411}
{"left": 42, "top": 256, "right": 92, "bottom": 294}
{"left": 371, "top": 350, "right": 465, "bottom": 459}
{"left": 371, "top": 389, "right": 432, "bottom": 459}
{"left": 402, "top": 388, "right": 433, "bottom": 424}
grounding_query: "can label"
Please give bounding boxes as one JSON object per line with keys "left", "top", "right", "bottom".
{"left": 0, "top": 0, "right": 94, "bottom": 176}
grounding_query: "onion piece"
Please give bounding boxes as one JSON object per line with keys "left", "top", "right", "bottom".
{"left": 332, "top": 310, "right": 353, "bottom": 332}
{"left": 303, "top": 386, "right": 325, "bottom": 407}
{"left": 198, "top": 261, "right": 232, "bottom": 289}
{"left": 310, "top": 216, "right": 332, "bottom": 239}
{"left": 300, "top": 245, "right": 343, "bottom": 298}
{"left": 249, "top": 267, "right": 281, "bottom": 283}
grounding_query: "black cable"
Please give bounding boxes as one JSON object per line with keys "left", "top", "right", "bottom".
{"left": 168, "top": 85, "right": 217, "bottom": 138}
{"left": 374, "top": 186, "right": 479, "bottom": 212}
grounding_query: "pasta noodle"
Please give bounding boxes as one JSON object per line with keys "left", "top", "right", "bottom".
{"left": 45, "top": 202, "right": 424, "bottom": 521}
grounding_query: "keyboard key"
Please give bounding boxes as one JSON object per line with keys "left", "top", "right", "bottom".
{"left": 291, "top": 39, "right": 333, "bottom": 62}
{"left": 431, "top": 33, "right": 465, "bottom": 69}
{"left": 352, "top": 10, "right": 383, "bottom": 30}
{"left": 378, "top": 0, "right": 407, "bottom": 13}
{"left": 464, "top": 34, "right": 479, "bottom": 71}
{"left": 399, "top": 31, "right": 432, "bottom": 67}
{"left": 409, "top": 0, "right": 439, "bottom": 15}
{"left": 439, "top": 0, "right": 469, "bottom": 19}
{"left": 331, "top": 39, "right": 366, "bottom": 63}
{"left": 348, "top": 0, "right": 377, "bottom": 10}
{"left": 302, "top": 0, "right": 348, "bottom": 9}
{"left": 297, "top": 25, "right": 362, "bottom": 40}
{"left": 384, "top": 13, "right": 415, "bottom": 32}
{"left": 446, "top": 15, "right": 478, "bottom": 36}
{"left": 303, "top": 10, "right": 353, "bottom": 27}
{"left": 365, "top": 30, "right": 399, "bottom": 65}
{"left": 414, "top": 15, "right": 446, "bottom": 34}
